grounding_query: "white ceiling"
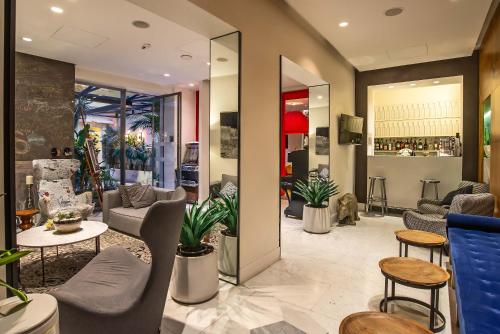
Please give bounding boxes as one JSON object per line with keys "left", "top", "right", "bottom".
{"left": 15, "top": 0, "right": 233, "bottom": 88}
{"left": 285, "top": 0, "right": 492, "bottom": 71}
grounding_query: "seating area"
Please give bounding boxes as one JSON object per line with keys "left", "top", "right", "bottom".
{"left": 2, "top": 1, "right": 500, "bottom": 334}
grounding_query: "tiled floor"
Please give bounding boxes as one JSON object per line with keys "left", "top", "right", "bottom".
{"left": 162, "top": 212, "right": 451, "bottom": 334}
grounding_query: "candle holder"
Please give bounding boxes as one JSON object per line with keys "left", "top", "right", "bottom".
{"left": 26, "top": 184, "right": 34, "bottom": 209}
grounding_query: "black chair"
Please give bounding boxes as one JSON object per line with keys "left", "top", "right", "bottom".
{"left": 283, "top": 150, "right": 308, "bottom": 219}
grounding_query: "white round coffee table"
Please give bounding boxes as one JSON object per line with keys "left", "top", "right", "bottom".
{"left": 17, "top": 220, "right": 108, "bottom": 285}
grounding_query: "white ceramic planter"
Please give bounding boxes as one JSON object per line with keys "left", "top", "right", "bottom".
{"left": 303, "top": 205, "right": 331, "bottom": 234}
{"left": 218, "top": 231, "right": 237, "bottom": 276}
{"left": 171, "top": 248, "right": 219, "bottom": 304}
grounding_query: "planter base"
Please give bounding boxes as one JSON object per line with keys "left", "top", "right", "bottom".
{"left": 303, "top": 205, "right": 331, "bottom": 234}
{"left": 171, "top": 248, "right": 219, "bottom": 304}
{"left": 218, "top": 232, "right": 238, "bottom": 277}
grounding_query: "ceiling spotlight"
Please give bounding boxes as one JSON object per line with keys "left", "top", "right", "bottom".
{"left": 22, "top": 37, "right": 32, "bottom": 42}
{"left": 50, "top": 6, "right": 64, "bottom": 14}
{"left": 206, "top": 62, "right": 211, "bottom": 66}
{"left": 388, "top": 85, "right": 395, "bottom": 89}
{"left": 132, "top": 20, "right": 150, "bottom": 29}
{"left": 339, "top": 21, "right": 349, "bottom": 28}
{"left": 409, "top": 83, "right": 416, "bottom": 86}
{"left": 163, "top": 73, "right": 171, "bottom": 77}
{"left": 385, "top": 7, "right": 403, "bottom": 16}
{"left": 317, "top": 95, "right": 323, "bottom": 100}
{"left": 433, "top": 80, "right": 440, "bottom": 84}
{"left": 216, "top": 57, "right": 228, "bottom": 62}
{"left": 141, "top": 43, "right": 152, "bottom": 50}
{"left": 180, "top": 54, "right": 193, "bottom": 61}
{"left": 188, "top": 83, "right": 195, "bottom": 87}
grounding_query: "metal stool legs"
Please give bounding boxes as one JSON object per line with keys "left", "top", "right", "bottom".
{"left": 366, "top": 177, "right": 387, "bottom": 215}
{"left": 420, "top": 180, "right": 440, "bottom": 200}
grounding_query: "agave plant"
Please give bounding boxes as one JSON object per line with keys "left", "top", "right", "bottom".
{"left": 213, "top": 193, "right": 238, "bottom": 237}
{"left": 293, "top": 178, "right": 339, "bottom": 208}
{"left": 1, "top": 249, "right": 31, "bottom": 302}
{"left": 179, "top": 199, "right": 227, "bottom": 255}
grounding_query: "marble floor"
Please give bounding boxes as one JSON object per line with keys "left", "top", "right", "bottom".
{"left": 162, "top": 212, "right": 451, "bottom": 334}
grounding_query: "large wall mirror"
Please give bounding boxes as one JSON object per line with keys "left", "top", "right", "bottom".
{"left": 209, "top": 32, "right": 241, "bottom": 284}
{"left": 279, "top": 56, "right": 330, "bottom": 237}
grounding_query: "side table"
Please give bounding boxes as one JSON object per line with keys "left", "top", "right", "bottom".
{"left": 16, "top": 209, "right": 40, "bottom": 231}
{"left": 0, "top": 293, "right": 59, "bottom": 334}
{"left": 395, "top": 229, "right": 447, "bottom": 266}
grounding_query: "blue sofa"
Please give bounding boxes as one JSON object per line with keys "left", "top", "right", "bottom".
{"left": 447, "top": 213, "right": 500, "bottom": 334}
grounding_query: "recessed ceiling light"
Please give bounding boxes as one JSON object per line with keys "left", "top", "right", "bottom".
{"left": 388, "top": 85, "right": 395, "bottom": 89}
{"left": 180, "top": 54, "right": 193, "bottom": 61}
{"left": 216, "top": 57, "right": 228, "bottom": 62}
{"left": 385, "top": 7, "right": 403, "bottom": 17}
{"left": 132, "top": 20, "right": 150, "bottom": 29}
{"left": 409, "top": 83, "right": 416, "bottom": 86}
{"left": 317, "top": 95, "right": 323, "bottom": 100}
{"left": 339, "top": 21, "right": 349, "bottom": 28}
{"left": 163, "top": 73, "right": 171, "bottom": 77}
{"left": 206, "top": 62, "right": 211, "bottom": 66}
{"left": 188, "top": 83, "right": 195, "bottom": 87}
{"left": 50, "top": 6, "right": 64, "bottom": 14}
{"left": 433, "top": 80, "right": 440, "bottom": 84}
{"left": 22, "top": 37, "right": 32, "bottom": 42}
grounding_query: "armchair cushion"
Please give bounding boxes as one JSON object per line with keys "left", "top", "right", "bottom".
{"left": 440, "top": 185, "right": 473, "bottom": 206}
{"left": 127, "top": 184, "right": 157, "bottom": 209}
{"left": 118, "top": 185, "right": 133, "bottom": 208}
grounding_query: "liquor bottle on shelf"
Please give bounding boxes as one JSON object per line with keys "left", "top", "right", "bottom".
{"left": 395, "top": 139, "right": 400, "bottom": 150}
{"left": 454, "top": 133, "right": 462, "bottom": 157}
{"left": 411, "top": 138, "right": 416, "bottom": 151}
{"left": 417, "top": 139, "right": 423, "bottom": 150}
{"left": 383, "top": 140, "right": 388, "bottom": 151}
{"left": 434, "top": 140, "right": 439, "bottom": 150}
{"left": 375, "top": 139, "right": 380, "bottom": 150}
{"left": 424, "top": 139, "right": 428, "bottom": 151}
{"left": 388, "top": 140, "right": 392, "bottom": 151}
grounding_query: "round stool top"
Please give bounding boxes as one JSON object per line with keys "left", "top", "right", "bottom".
{"left": 370, "top": 176, "right": 386, "bottom": 180}
{"left": 339, "top": 312, "right": 432, "bottom": 334}
{"left": 0, "top": 293, "right": 58, "bottom": 334}
{"left": 420, "top": 179, "right": 440, "bottom": 184}
{"left": 395, "top": 230, "right": 447, "bottom": 247}
{"left": 379, "top": 257, "right": 450, "bottom": 286}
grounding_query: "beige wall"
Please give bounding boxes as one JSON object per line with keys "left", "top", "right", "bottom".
{"left": 199, "top": 80, "right": 210, "bottom": 201}
{"left": 209, "top": 74, "right": 239, "bottom": 183}
{"left": 0, "top": 0, "right": 6, "bottom": 299}
{"left": 191, "top": 0, "right": 355, "bottom": 282}
{"left": 175, "top": 87, "right": 198, "bottom": 159}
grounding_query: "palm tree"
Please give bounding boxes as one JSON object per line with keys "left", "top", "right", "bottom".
{"left": 129, "top": 112, "right": 160, "bottom": 134}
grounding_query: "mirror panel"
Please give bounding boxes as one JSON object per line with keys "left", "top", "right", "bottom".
{"left": 209, "top": 32, "right": 240, "bottom": 284}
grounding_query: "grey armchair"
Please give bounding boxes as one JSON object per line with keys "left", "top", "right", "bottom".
{"left": 417, "top": 180, "right": 489, "bottom": 216}
{"left": 51, "top": 187, "right": 186, "bottom": 334}
{"left": 404, "top": 193, "right": 495, "bottom": 237}
{"left": 103, "top": 187, "right": 174, "bottom": 237}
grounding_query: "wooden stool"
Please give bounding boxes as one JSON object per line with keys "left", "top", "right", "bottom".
{"left": 366, "top": 176, "right": 388, "bottom": 215}
{"left": 379, "top": 257, "right": 450, "bottom": 333}
{"left": 395, "top": 230, "right": 447, "bottom": 266}
{"left": 339, "top": 311, "right": 432, "bottom": 334}
{"left": 420, "top": 179, "right": 440, "bottom": 200}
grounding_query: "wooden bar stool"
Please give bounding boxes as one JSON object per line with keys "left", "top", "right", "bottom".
{"left": 366, "top": 176, "right": 388, "bottom": 215}
{"left": 379, "top": 257, "right": 450, "bottom": 333}
{"left": 339, "top": 311, "right": 432, "bottom": 334}
{"left": 395, "top": 230, "right": 447, "bottom": 266}
{"left": 420, "top": 179, "right": 440, "bottom": 200}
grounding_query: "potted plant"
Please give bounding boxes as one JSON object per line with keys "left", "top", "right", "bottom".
{"left": 171, "top": 199, "right": 227, "bottom": 304}
{"left": 1, "top": 249, "right": 31, "bottom": 303}
{"left": 213, "top": 193, "right": 238, "bottom": 277}
{"left": 294, "top": 178, "right": 339, "bottom": 234}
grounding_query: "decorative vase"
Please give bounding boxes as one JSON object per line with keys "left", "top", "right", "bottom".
{"left": 171, "top": 245, "right": 219, "bottom": 304}
{"left": 218, "top": 230, "right": 237, "bottom": 276}
{"left": 303, "top": 205, "right": 331, "bottom": 234}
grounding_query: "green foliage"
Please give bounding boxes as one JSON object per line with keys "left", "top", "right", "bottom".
{"left": 293, "top": 178, "right": 339, "bottom": 208}
{"left": 129, "top": 112, "right": 160, "bottom": 134}
{"left": 213, "top": 193, "right": 238, "bottom": 236}
{"left": 0, "top": 249, "right": 31, "bottom": 303}
{"left": 180, "top": 199, "right": 227, "bottom": 253}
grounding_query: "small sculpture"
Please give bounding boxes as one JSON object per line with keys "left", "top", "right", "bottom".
{"left": 337, "top": 193, "right": 360, "bottom": 225}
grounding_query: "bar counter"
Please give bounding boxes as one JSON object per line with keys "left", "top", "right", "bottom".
{"left": 367, "top": 155, "right": 463, "bottom": 209}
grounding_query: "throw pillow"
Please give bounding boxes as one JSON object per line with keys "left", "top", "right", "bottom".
{"left": 221, "top": 174, "right": 238, "bottom": 189}
{"left": 440, "top": 185, "right": 473, "bottom": 206}
{"left": 220, "top": 181, "right": 238, "bottom": 197}
{"left": 127, "top": 184, "right": 157, "bottom": 209}
{"left": 118, "top": 185, "right": 133, "bottom": 208}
